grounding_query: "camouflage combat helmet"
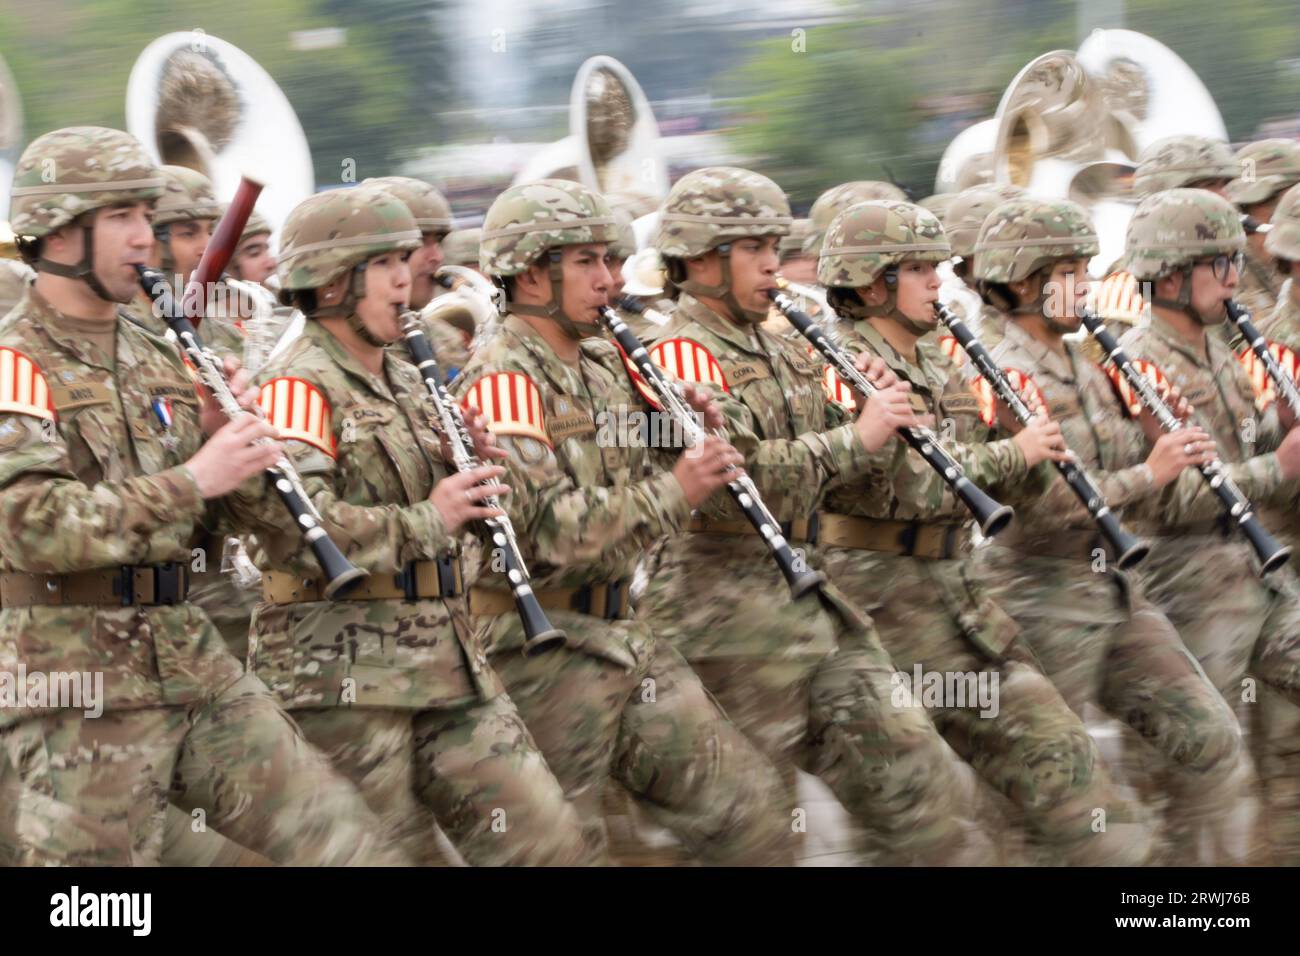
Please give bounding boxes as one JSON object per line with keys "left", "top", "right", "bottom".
{"left": 1264, "top": 182, "right": 1300, "bottom": 264}
{"left": 362, "top": 176, "right": 454, "bottom": 236}
{"left": 944, "top": 184, "right": 1027, "bottom": 261}
{"left": 804, "top": 180, "right": 908, "bottom": 257}
{"left": 239, "top": 210, "right": 272, "bottom": 244}
{"left": 609, "top": 207, "right": 637, "bottom": 260}
{"left": 277, "top": 186, "right": 421, "bottom": 345}
{"left": 1121, "top": 188, "right": 1245, "bottom": 324}
{"left": 653, "top": 166, "right": 790, "bottom": 323}
{"left": 153, "top": 165, "right": 223, "bottom": 227}
{"left": 1134, "top": 135, "right": 1237, "bottom": 198}
{"left": 654, "top": 166, "right": 791, "bottom": 259}
{"left": 8, "top": 126, "right": 164, "bottom": 301}
{"left": 917, "top": 193, "right": 956, "bottom": 223}
{"left": 1226, "top": 139, "right": 1300, "bottom": 207}
{"left": 441, "top": 227, "right": 481, "bottom": 267}
{"left": 973, "top": 197, "right": 1098, "bottom": 284}
{"left": 779, "top": 218, "right": 813, "bottom": 262}
{"left": 480, "top": 178, "right": 617, "bottom": 338}
{"left": 818, "top": 199, "right": 949, "bottom": 334}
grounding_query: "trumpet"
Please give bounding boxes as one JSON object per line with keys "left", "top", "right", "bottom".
{"left": 1079, "top": 305, "right": 1289, "bottom": 574}
{"left": 768, "top": 280, "right": 1015, "bottom": 538}
{"left": 935, "top": 303, "right": 1149, "bottom": 569}
{"left": 401, "top": 314, "right": 566, "bottom": 656}
{"left": 598, "top": 306, "right": 827, "bottom": 600}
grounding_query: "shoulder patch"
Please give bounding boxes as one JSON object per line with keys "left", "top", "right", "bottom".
{"left": 822, "top": 364, "right": 857, "bottom": 410}
{"left": 649, "top": 338, "right": 730, "bottom": 393}
{"left": 461, "top": 371, "right": 551, "bottom": 447}
{"left": 259, "top": 376, "right": 335, "bottom": 458}
{"left": 975, "top": 368, "right": 1047, "bottom": 427}
{"left": 1237, "top": 340, "right": 1298, "bottom": 413}
{"left": 938, "top": 334, "right": 968, "bottom": 368}
{"left": 1105, "top": 358, "right": 1171, "bottom": 418}
{"left": 1092, "top": 271, "right": 1146, "bottom": 324}
{"left": 0, "top": 347, "right": 56, "bottom": 421}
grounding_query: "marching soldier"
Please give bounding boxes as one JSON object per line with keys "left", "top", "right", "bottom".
{"left": 1116, "top": 187, "right": 1300, "bottom": 864}
{"left": 0, "top": 126, "right": 404, "bottom": 866}
{"left": 231, "top": 185, "right": 593, "bottom": 866}
{"left": 1226, "top": 139, "right": 1300, "bottom": 319}
{"left": 441, "top": 227, "right": 483, "bottom": 272}
{"left": 364, "top": 176, "right": 471, "bottom": 379}
{"left": 228, "top": 210, "right": 277, "bottom": 287}
{"left": 813, "top": 198, "right": 1156, "bottom": 864}
{"left": 1133, "top": 135, "right": 1237, "bottom": 200}
{"left": 636, "top": 166, "right": 978, "bottom": 865}
{"left": 802, "top": 180, "right": 908, "bottom": 260}
{"left": 938, "top": 184, "right": 1025, "bottom": 349}
{"left": 453, "top": 179, "right": 789, "bottom": 865}
{"left": 971, "top": 196, "right": 1258, "bottom": 863}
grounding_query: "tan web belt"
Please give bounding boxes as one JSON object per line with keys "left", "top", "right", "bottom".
{"left": 468, "top": 580, "right": 631, "bottom": 621}
{"left": 262, "top": 557, "right": 464, "bottom": 604}
{"left": 815, "top": 513, "right": 966, "bottom": 560}
{"left": 687, "top": 514, "right": 818, "bottom": 542}
{"left": 0, "top": 564, "right": 190, "bottom": 608}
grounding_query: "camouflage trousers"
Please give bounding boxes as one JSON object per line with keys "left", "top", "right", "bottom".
{"left": 638, "top": 558, "right": 969, "bottom": 865}
{"left": 823, "top": 548, "right": 1153, "bottom": 866}
{"left": 978, "top": 546, "right": 1246, "bottom": 865}
{"left": 290, "top": 697, "right": 595, "bottom": 866}
{"left": 478, "top": 610, "right": 789, "bottom": 865}
{"left": 0, "top": 670, "right": 406, "bottom": 866}
{"left": 188, "top": 538, "right": 261, "bottom": 662}
{"left": 1135, "top": 538, "right": 1300, "bottom": 865}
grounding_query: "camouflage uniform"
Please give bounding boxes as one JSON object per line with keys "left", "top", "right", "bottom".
{"left": 971, "top": 198, "right": 1244, "bottom": 864}
{"left": 1133, "top": 135, "right": 1238, "bottom": 199}
{"left": 454, "top": 179, "right": 787, "bottom": 865}
{"left": 232, "top": 186, "right": 591, "bottom": 866}
{"left": 0, "top": 127, "right": 402, "bottom": 866}
{"left": 816, "top": 200, "right": 1153, "bottom": 865}
{"left": 638, "top": 168, "right": 970, "bottom": 864}
{"left": 1227, "top": 140, "right": 1300, "bottom": 320}
{"left": 1117, "top": 188, "right": 1300, "bottom": 864}
{"left": 942, "top": 184, "right": 1026, "bottom": 350}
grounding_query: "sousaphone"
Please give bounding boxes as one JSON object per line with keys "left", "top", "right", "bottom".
{"left": 126, "top": 32, "right": 314, "bottom": 239}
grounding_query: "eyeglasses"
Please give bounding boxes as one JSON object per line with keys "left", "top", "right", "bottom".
{"left": 1194, "top": 252, "right": 1245, "bottom": 283}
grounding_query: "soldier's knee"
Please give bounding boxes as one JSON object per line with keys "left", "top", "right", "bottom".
{"left": 1013, "top": 723, "right": 1098, "bottom": 814}
{"left": 1172, "top": 714, "right": 1242, "bottom": 776}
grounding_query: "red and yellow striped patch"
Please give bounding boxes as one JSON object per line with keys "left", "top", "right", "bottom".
{"left": 0, "top": 347, "right": 55, "bottom": 421}
{"left": 822, "top": 365, "right": 857, "bottom": 410}
{"left": 975, "top": 368, "right": 1047, "bottom": 427}
{"left": 1238, "top": 340, "right": 1299, "bottom": 412}
{"left": 938, "top": 334, "right": 968, "bottom": 369}
{"left": 612, "top": 341, "right": 663, "bottom": 412}
{"left": 461, "top": 371, "right": 550, "bottom": 446}
{"left": 1105, "top": 358, "right": 1171, "bottom": 417}
{"left": 648, "top": 338, "right": 730, "bottom": 393}
{"left": 259, "top": 377, "right": 335, "bottom": 458}
{"left": 1092, "top": 271, "right": 1145, "bottom": 323}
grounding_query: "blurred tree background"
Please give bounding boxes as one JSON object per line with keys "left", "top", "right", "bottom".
{"left": 2, "top": 0, "right": 1297, "bottom": 213}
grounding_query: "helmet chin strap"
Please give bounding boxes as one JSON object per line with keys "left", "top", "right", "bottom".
{"left": 1151, "top": 265, "right": 1224, "bottom": 326}
{"left": 675, "top": 243, "right": 769, "bottom": 325}
{"left": 511, "top": 250, "right": 602, "bottom": 339}
{"left": 34, "top": 223, "right": 127, "bottom": 303}
{"left": 861, "top": 270, "right": 933, "bottom": 337}
{"left": 311, "top": 265, "right": 389, "bottom": 347}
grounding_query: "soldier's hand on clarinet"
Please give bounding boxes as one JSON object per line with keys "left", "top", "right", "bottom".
{"left": 854, "top": 353, "right": 901, "bottom": 391}
{"left": 430, "top": 465, "right": 510, "bottom": 533}
{"left": 1136, "top": 384, "right": 1193, "bottom": 444}
{"left": 448, "top": 407, "right": 508, "bottom": 464}
{"left": 1274, "top": 425, "right": 1300, "bottom": 481}
{"left": 681, "top": 384, "right": 726, "bottom": 431}
{"left": 1145, "top": 427, "right": 1217, "bottom": 487}
{"left": 854, "top": 381, "right": 925, "bottom": 454}
{"left": 672, "top": 435, "right": 745, "bottom": 508}
{"left": 186, "top": 416, "right": 285, "bottom": 498}
{"left": 1012, "top": 414, "right": 1071, "bottom": 468}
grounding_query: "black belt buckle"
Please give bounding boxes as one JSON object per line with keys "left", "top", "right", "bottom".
{"left": 154, "top": 562, "right": 184, "bottom": 605}
{"left": 605, "top": 580, "right": 626, "bottom": 620}
{"left": 395, "top": 561, "right": 418, "bottom": 601}
{"left": 435, "top": 556, "right": 459, "bottom": 597}
{"left": 897, "top": 523, "right": 919, "bottom": 557}
{"left": 114, "top": 566, "right": 134, "bottom": 607}
{"left": 806, "top": 512, "right": 820, "bottom": 546}
{"left": 942, "top": 525, "right": 959, "bottom": 560}
{"left": 572, "top": 584, "right": 593, "bottom": 616}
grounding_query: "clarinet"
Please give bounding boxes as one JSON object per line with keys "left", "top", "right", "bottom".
{"left": 1226, "top": 299, "right": 1300, "bottom": 419}
{"left": 598, "top": 306, "right": 826, "bottom": 600}
{"left": 135, "top": 265, "right": 368, "bottom": 599}
{"left": 1079, "top": 306, "right": 1290, "bottom": 574}
{"left": 767, "top": 285, "right": 1014, "bottom": 538}
{"left": 935, "top": 303, "right": 1149, "bottom": 569}
{"left": 402, "top": 314, "right": 566, "bottom": 655}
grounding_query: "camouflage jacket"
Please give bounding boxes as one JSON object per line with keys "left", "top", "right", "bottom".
{"left": 820, "top": 318, "right": 1043, "bottom": 659}
{"left": 640, "top": 293, "right": 885, "bottom": 660}
{"left": 452, "top": 312, "right": 690, "bottom": 666}
{"left": 232, "top": 319, "right": 499, "bottom": 710}
{"left": 1255, "top": 279, "right": 1300, "bottom": 547}
{"left": 418, "top": 313, "right": 471, "bottom": 385}
{"left": 0, "top": 287, "right": 241, "bottom": 725}
{"left": 1118, "top": 311, "right": 1293, "bottom": 569}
